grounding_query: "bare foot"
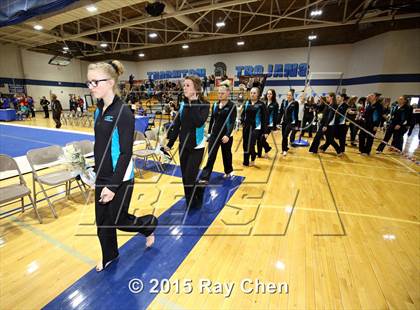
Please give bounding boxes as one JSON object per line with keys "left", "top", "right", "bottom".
{"left": 146, "top": 234, "right": 155, "bottom": 248}
{"left": 96, "top": 261, "right": 103, "bottom": 272}
{"left": 95, "top": 257, "right": 117, "bottom": 272}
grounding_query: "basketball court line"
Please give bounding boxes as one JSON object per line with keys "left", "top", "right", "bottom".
{"left": 0, "top": 122, "right": 94, "bottom": 136}
{"left": 274, "top": 162, "right": 420, "bottom": 187}
{"left": 316, "top": 155, "right": 346, "bottom": 236}
{"left": 289, "top": 153, "right": 418, "bottom": 175}
{"left": 255, "top": 204, "right": 420, "bottom": 226}
{"left": 5, "top": 215, "right": 96, "bottom": 265}
{"left": 387, "top": 155, "right": 417, "bottom": 173}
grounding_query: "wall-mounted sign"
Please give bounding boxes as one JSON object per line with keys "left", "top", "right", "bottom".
{"left": 147, "top": 68, "right": 206, "bottom": 80}
{"left": 8, "top": 84, "right": 25, "bottom": 94}
{"left": 235, "top": 63, "right": 308, "bottom": 78}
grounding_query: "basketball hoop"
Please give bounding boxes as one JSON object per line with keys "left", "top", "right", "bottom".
{"left": 48, "top": 55, "right": 71, "bottom": 67}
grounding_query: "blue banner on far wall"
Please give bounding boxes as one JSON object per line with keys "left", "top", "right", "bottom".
{"left": 147, "top": 68, "right": 206, "bottom": 80}
{"left": 235, "top": 63, "right": 308, "bottom": 78}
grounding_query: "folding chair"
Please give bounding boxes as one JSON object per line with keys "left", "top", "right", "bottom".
{"left": 0, "top": 154, "right": 42, "bottom": 223}
{"left": 161, "top": 123, "right": 177, "bottom": 164}
{"left": 132, "top": 131, "right": 163, "bottom": 177}
{"left": 147, "top": 113, "right": 156, "bottom": 129}
{"left": 145, "top": 129, "right": 166, "bottom": 167}
{"left": 26, "top": 145, "right": 87, "bottom": 218}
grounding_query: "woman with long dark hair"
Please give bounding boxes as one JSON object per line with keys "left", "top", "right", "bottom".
{"left": 258, "top": 89, "right": 278, "bottom": 158}
{"left": 165, "top": 76, "right": 210, "bottom": 208}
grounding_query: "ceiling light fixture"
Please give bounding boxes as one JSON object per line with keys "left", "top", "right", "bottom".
{"left": 149, "top": 32, "right": 158, "bottom": 38}
{"left": 86, "top": 6, "right": 97, "bottom": 12}
{"left": 33, "top": 25, "right": 43, "bottom": 31}
{"left": 237, "top": 41, "right": 245, "bottom": 46}
{"left": 310, "top": 9, "right": 322, "bottom": 17}
{"left": 182, "top": 44, "right": 189, "bottom": 49}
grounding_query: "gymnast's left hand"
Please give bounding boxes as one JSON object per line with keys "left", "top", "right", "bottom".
{"left": 99, "top": 187, "right": 115, "bottom": 204}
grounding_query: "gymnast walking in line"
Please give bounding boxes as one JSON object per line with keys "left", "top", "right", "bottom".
{"left": 241, "top": 87, "right": 268, "bottom": 166}
{"left": 165, "top": 76, "right": 210, "bottom": 209}
{"left": 88, "top": 60, "right": 158, "bottom": 272}
{"left": 199, "top": 84, "right": 236, "bottom": 183}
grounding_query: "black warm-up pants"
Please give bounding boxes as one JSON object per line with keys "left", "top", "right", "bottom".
{"left": 95, "top": 179, "right": 158, "bottom": 266}
{"left": 243, "top": 126, "right": 258, "bottom": 165}
{"left": 200, "top": 135, "right": 233, "bottom": 181}
{"left": 179, "top": 147, "right": 205, "bottom": 208}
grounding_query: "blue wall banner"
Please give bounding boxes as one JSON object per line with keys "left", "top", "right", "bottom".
{"left": 147, "top": 68, "right": 206, "bottom": 80}
{"left": 235, "top": 63, "right": 308, "bottom": 78}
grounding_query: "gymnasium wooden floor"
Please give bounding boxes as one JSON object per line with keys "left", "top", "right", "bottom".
{"left": 1, "top": 115, "right": 419, "bottom": 309}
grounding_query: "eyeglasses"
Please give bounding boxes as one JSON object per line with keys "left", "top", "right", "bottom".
{"left": 86, "top": 79, "right": 109, "bottom": 88}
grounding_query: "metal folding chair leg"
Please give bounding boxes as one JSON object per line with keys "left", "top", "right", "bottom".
{"left": 152, "top": 154, "right": 164, "bottom": 171}
{"left": 169, "top": 150, "right": 177, "bottom": 164}
{"left": 27, "top": 193, "right": 42, "bottom": 224}
{"left": 75, "top": 179, "right": 88, "bottom": 203}
{"left": 38, "top": 182, "right": 58, "bottom": 218}
{"left": 135, "top": 165, "right": 143, "bottom": 178}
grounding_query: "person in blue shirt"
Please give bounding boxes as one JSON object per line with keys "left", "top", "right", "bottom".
{"left": 27, "top": 96, "right": 35, "bottom": 117}
{"left": 1, "top": 97, "right": 10, "bottom": 109}
{"left": 12, "top": 95, "right": 19, "bottom": 110}
{"left": 88, "top": 60, "right": 158, "bottom": 272}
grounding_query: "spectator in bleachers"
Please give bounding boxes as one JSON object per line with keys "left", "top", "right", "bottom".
{"left": 16, "top": 102, "right": 30, "bottom": 120}
{"left": 12, "top": 94, "right": 20, "bottom": 110}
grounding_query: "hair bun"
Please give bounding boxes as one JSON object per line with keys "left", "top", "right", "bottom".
{"left": 110, "top": 60, "right": 124, "bottom": 76}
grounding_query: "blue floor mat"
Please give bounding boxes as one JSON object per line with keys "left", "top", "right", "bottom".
{"left": 0, "top": 124, "right": 94, "bottom": 157}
